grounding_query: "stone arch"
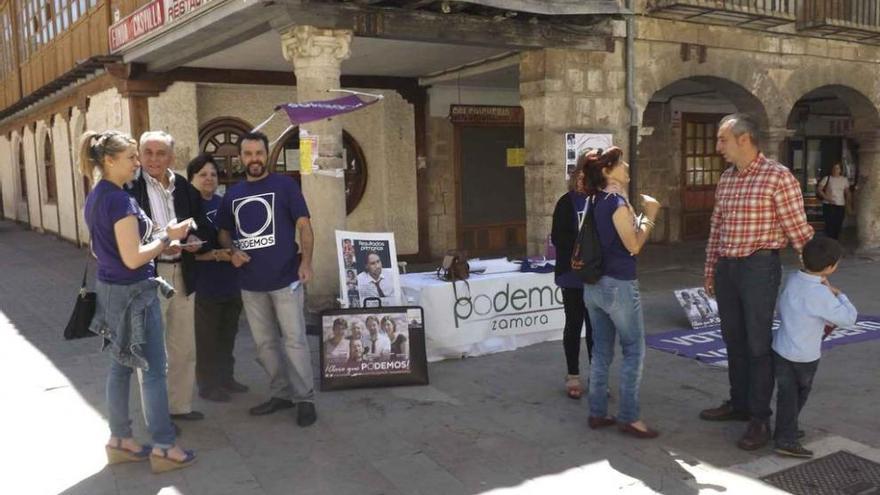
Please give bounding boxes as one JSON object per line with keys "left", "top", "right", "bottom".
{"left": 637, "top": 75, "right": 772, "bottom": 242}
{"left": 785, "top": 83, "right": 880, "bottom": 249}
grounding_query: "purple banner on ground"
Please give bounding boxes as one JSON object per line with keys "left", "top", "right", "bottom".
{"left": 646, "top": 315, "right": 880, "bottom": 367}
{"left": 276, "top": 95, "right": 378, "bottom": 125}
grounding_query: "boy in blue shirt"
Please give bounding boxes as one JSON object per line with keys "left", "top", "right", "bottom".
{"left": 772, "top": 237, "right": 857, "bottom": 458}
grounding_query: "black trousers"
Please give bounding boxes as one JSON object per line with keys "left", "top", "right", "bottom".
{"left": 822, "top": 204, "right": 845, "bottom": 240}
{"left": 773, "top": 351, "right": 819, "bottom": 447}
{"left": 715, "top": 253, "right": 781, "bottom": 421}
{"left": 562, "top": 287, "right": 594, "bottom": 376}
{"left": 195, "top": 294, "right": 243, "bottom": 393}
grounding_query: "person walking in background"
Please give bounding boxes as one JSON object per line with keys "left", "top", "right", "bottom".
{"left": 81, "top": 130, "right": 196, "bottom": 473}
{"left": 772, "top": 237, "right": 857, "bottom": 458}
{"left": 700, "top": 113, "right": 813, "bottom": 451}
{"left": 817, "top": 162, "right": 851, "bottom": 240}
{"left": 551, "top": 155, "right": 594, "bottom": 399}
{"left": 581, "top": 147, "right": 661, "bottom": 439}
{"left": 217, "top": 131, "right": 318, "bottom": 427}
{"left": 126, "top": 130, "right": 208, "bottom": 425}
{"left": 187, "top": 154, "right": 247, "bottom": 403}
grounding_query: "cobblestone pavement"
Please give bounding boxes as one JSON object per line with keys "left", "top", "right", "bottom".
{"left": 1, "top": 220, "right": 878, "bottom": 495}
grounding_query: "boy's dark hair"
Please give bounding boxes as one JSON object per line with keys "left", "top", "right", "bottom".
{"left": 238, "top": 131, "right": 270, "bottom": 155}
{"left": 186, "top": 153, "right": 217, "bottom": 181}
{"left": 802, "top": 237, "right": 843, "bottom": 273}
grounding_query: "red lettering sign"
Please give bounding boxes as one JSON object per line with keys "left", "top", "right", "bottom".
{"left": 109, "top": 0, "right": 166, "bottom": 52}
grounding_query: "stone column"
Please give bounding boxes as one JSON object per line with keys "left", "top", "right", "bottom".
{"left": 763, "top": 127, "right": 794, "bottom": 163}
{"left": 281, "top": 26, "right": 352, "bottom": 312}
{"left": 519, "top": 48, "right": 628, "bottom": 256}
{"left": 853, "top": 131, "right": 880, "bottom": 252}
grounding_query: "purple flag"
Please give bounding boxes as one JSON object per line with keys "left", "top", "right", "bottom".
{"left": 275, "top": 95, "right": 378, "bottom": 125}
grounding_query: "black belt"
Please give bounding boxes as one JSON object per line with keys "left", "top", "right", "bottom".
{"left": 750, "top": 249, "right": 780, "bottom": 257}
{"left": 156, "top": 259, "right": 182, "bottom": 264}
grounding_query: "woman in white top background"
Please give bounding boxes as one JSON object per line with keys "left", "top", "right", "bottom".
{"left": 817, "top": 162, "right": 851, "bottom": 240}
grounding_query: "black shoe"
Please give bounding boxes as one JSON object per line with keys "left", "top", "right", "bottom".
{"left": 170, "top": 411, "right": 205, "bottom": 421}
{"left": 223, "top": 379, "right": 249, "bottom": 393}
{"left": 774, "top": 443, "right": 813, "bottom": 458}
{"left": 297, "top": 402, "right": 317, "bottom": 427}
{"left": 249, "top": 397, "right": 294, "bottom": 416}
{"left": 199, "top": 388, "right": 231, "bottom": 403}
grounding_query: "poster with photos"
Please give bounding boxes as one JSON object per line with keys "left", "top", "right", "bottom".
{"left": 336, "top": 230, "right": 403, "bottom": 308}
{"left": 674, "top": 287, "right": 721, "bottom": 330}
{"left": 320, "top": 307, "right": 429, "bottom": 390}
{"left": 564, "top": 133, "right": 613, "bottom": 182}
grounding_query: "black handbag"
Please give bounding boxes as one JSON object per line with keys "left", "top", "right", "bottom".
{"left": 570, "top": 194, "right": 604, "bottom": 284}
{"left": 63, "top": 261, "right": 97, "bottom": 340}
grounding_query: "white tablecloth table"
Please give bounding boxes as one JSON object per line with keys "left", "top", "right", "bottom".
{"left": 400, "top": 270, "right": 565, "bottom": 362}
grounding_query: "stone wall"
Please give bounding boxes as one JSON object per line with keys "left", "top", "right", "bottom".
{"left": 520, "top": 47, "right": 629, "bottom": 256}
{"left": 148, "top": 82, "right": 200, "bottom": 173}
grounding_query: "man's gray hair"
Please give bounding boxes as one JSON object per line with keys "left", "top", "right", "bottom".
{"left": 719, "top": 113, "right": 760, "bottom": 147}
{"left": 139, "top": 130, "right": 175, "bottom": 151}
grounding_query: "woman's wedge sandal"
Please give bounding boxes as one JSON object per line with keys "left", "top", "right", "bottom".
{"left": 150, "top": 448, "right": 196, "bottom": 474}
{"left": 106, "top": 439, "right": 151, "bottom": 465}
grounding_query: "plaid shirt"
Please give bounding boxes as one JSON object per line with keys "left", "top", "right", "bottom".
{"left": 704, "top": 153, "right": 813, "bottom": 279}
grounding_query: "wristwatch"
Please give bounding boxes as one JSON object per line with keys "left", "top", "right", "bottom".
{"left": 158, "top": 233, "right": 171, "bottom": 245}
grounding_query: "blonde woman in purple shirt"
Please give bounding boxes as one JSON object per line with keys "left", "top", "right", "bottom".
{"left": 81, "top": 130, "right": 196, "bottom": 473}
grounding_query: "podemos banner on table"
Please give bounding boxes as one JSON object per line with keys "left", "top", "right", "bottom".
{"left": 336, "top": 231, "right": 402, "bottom": 308}
{"left": 424, "top": 274, "right": 565, "bottom": 347}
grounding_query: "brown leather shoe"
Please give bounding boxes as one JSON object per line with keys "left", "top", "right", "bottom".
{"left": 737, "top": 420, "right": 770, "bottom": 451}
{"left": 699, "top": 401, "right": 750, "bottom": 421}
{"left": 588, "top": 416, "right": 617, "bottom": 429}
{"left": 618, "top": 422, "right": 659, "bottom": 439}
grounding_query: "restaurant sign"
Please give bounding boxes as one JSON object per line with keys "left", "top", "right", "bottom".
{"left": 109, "top": 0, "right": 215, "bottom": 52}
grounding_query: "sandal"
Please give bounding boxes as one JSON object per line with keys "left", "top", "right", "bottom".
{"left": 150, "top": 447, "right": 197, "bottom": 474}
{"left": 106, "top": 438, "right": 151, "bottom": 465}
{"left": 565, "top": 375, "right": 583, "bottom": 399}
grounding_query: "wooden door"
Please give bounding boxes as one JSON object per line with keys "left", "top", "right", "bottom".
{"left": 681, "top": 114, "right": 726, "bottom": 240}
{"left": 456, "top": 125, "right": 526, "bottom": 257}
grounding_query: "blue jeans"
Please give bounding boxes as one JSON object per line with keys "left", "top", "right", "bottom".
{"left": 107, "top": 292, "right": 175, "bottom": 448}
{"left": 584, "top": 277, "right": 646, "bottom": 423}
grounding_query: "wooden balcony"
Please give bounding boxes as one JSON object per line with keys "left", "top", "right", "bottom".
{"left": 797, "top": 0, "right": 880, "bottom": 43}
{"left": 647, "top": 0, "right": 796, "bottom": 29}
{"left": 18, "top": 1, "right": 111, "bottom": 97}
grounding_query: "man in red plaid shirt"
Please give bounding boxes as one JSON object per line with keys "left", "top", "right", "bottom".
{"left": 699, "top": 114, "right": 813, "bottom": 451}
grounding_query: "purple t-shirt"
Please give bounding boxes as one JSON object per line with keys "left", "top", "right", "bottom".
{"left": 593, "top": 191, "right": 637, "bottom": 281}
{"left": 217, "top": 174, "right": 310, "bottom": 292}
{"left": 195, "top": 194, "right": 241, "bottom": 300}
{"left": 84, "top": 180, "right": 155, "bottom": 284}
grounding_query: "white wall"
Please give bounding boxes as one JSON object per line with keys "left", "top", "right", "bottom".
{"left": 51, "top": 113, "right": 78, "bottom": 242}
{"left": 70, "top": 108, "right": 89, "bottom": 244}
{"left": 0, "top": 134, "right": 12, "bottom": 220}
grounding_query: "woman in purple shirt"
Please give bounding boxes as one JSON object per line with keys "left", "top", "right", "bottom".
{"left": 81, "top": 130, "right": 196, "bottom": 472}
{"left": 581, "top": 147, "right": 662, "bottom": 439}
{"left": 187, "top": 154, "right": 246, "bottom": 402}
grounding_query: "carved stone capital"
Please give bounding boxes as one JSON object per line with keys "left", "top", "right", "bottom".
{"left": 280, "top": 26, "right": 352, "bottom": 68}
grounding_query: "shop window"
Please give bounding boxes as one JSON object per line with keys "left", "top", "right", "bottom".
{"left": 43, "top": 131, "right": 57, "bottom": 203}
{"left": 199, "top": 117, "right": 252, "bottom": 185}
{"left": 18, "top": 139, "right": 27, "bottom": 200}
{"left": 269, "top": 128, "right": 368, "bottom": 214}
